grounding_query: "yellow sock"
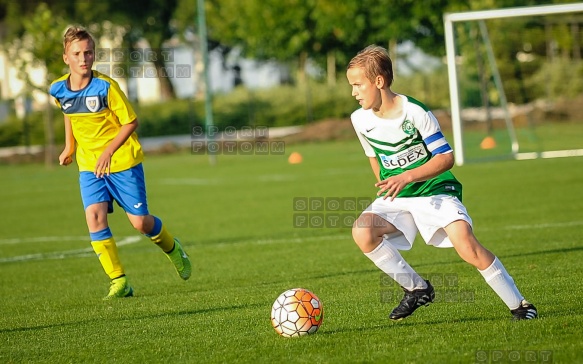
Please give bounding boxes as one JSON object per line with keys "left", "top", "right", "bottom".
{"left": 91, "top": 238, "right": 125, "bottom": 280}
{"left": 150, "top": 224, "right": 175, "bottom": 253}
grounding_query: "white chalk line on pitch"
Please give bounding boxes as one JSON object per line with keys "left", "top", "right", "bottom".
{"left": 208, "top": 234, "right": 348, "bottom": 250}
{"left": 2, "top": 220, "right": 582, "bottom": 262}
{"left": 0, "top": 236, "right": 89, "bottom": 245}
{"left": 158, "top": 173, "right": 298, "bottom": 186}
{"left": 200, "top": 220, "right": 583, "bottom": 250}
{"left": 0, "top": 236, "right": 142, "bottom": 263}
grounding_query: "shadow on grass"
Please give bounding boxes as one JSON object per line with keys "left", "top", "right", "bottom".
{"left": 317, "top": 311, "right": 552, "bottom": 336}
{"left": 263, "top": 244, "right": 583, "bottom": 284}
{"left": 409, "top": 245, "right": 583, "bottom": 269}
{"left": 263, "top": 268, "right": 378, "bottom": 286}
{"left": 0, "top": 302, "right": 264, "bottom": 334}
{"left": 318, "top": 316, "right": 499, "bottom": 336}
{"left": 203, "top": 243, "right": 583, "bottom": 290}
{"left": 500, "top": 245, "right": 583, "bottom": 259}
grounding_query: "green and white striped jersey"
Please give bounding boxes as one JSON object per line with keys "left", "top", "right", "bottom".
{"left": 351, "top": 94, "right": 463, "bottom": 200}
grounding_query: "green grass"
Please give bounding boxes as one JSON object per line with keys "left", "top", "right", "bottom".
{"left": 461, "top": 121, "right": 583, "bottom": 162}
{"left": 1, "top": 140, "right": 582, "bottom": 363}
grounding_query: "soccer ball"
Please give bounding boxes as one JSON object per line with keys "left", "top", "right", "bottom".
{"left": 271, "top": 288, "right": 323, "bottom": 338}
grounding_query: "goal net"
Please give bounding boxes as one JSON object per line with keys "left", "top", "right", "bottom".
{"left": 444, "top": 3, "right": 583, "bottom": 165}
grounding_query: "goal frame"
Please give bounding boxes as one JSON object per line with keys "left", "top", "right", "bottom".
{"left": 444, "top": 3, "right": 583, "bottom": 166}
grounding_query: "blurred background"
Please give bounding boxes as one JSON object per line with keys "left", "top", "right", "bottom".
{"left": 0, "top": 0, "right": 581, "bottom": 164}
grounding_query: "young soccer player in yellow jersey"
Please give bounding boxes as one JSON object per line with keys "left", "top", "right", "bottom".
{"left": 50, "top": 26, "right": 192, "bottom": 299}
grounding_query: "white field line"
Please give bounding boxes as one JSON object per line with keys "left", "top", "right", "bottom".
{"left": 158, "top": 173, "right": 298, "bottom": 185}
{"left": 156, "top": 168, "right": 363, "bottom": 186}
{"left": 203, "top": 220, "right": 583, "bottom": 249}
{"left": 2, "top": 220, "right": 582, "bottom": 263}
{"left": 0, "top": 236, "right": 89, "bottom": 245}
{"left": 208, "top": 234, "right": 347, "bottom": 249}
{"left": 0, "top": 236, "right": 142, "bottom": 263}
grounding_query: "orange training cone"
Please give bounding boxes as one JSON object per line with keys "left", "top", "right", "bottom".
{"left": 288, "top": 152, "right": 303, "bottom": 164}
{"left": 480, "top": 136, "right": 497, "bottom": 150}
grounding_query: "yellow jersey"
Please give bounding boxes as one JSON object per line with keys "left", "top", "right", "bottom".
{"left": 49, "top": 70, "right": 143, "bottom": 172}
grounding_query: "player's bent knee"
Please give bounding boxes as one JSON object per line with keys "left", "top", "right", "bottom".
{"left": 130, "top": 219, "right": 148, "bottom": 234}
{"left": 85, "top": 204, "right": 108, "bottom": 227}
{"left": 352, "top": 218, "right": 375, "bottom": 246}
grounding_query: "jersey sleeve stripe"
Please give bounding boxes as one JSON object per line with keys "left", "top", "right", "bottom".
{"left": 424, "top": 131, "right": 453, "bottom": 155}
{"left": 430, "top": 144, "right": 452, "bottom": 155}
{"left": 423, "top": 131, "right": 444, "bottom": 145}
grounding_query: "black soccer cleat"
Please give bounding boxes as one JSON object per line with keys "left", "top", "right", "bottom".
{"left": 389, "top": 280, "right": 435, "bottom": 321}
{"left": 510, "top": 300, "right": 538, "bottom": 321}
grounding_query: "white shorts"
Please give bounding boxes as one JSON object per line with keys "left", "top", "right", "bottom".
{"left": 361, "top": 194, "right": 473, "bottom": 250}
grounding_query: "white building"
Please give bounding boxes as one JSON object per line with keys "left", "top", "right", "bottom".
{"left": 0, "top": 35, "right": 286, "bottom": 122}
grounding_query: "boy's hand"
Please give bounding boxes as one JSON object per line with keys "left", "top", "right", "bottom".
{"left": 94, "top": 152, "right": 112, "bottom": 178}
{"left": 59, "top": 150, "right": 73, "bottom": 166}
{"left": 375, "top": 172, "right": 412, "bottom": 201}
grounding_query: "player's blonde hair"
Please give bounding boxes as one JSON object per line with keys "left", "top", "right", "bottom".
{"left": 63, "top": 26, "right": 95, "bottom": 53}
{"left": 347, "top": 45, "right": 394, "bottom": 88}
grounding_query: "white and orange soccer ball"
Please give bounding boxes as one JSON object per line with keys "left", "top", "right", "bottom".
{"left": 271, "top": 288, "right": 323, "bottom": 338}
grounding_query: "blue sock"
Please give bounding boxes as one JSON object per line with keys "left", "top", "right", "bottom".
{"left": 145, "top": 216, "right": 162, "bottom": 237}
{"left": 90, "top": 227, "right": 113, "bottom": 241}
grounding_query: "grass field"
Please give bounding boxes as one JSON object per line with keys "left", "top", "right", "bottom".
{"left": 1, "top": 140, "right": 582, "bottom": 363}
{"left": 462, "top": 121, "right": 583, "bottom": 162}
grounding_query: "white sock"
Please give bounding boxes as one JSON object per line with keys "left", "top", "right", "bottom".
{"left": 478, "top": 256, "right": 524, "bottom": 310}
{"left": 364, "top": 240, "right": 426, "bottom": 291}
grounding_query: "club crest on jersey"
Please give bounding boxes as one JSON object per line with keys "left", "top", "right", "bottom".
{"left": 85, "top": 96, "right": 100, "bottom": 112}
{"left": 401, "top": 120, "right": 416, "bottom": 135}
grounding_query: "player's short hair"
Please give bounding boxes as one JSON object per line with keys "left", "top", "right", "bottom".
{"left": 63, "top": 26, "right": 95, "bottom": 54}
{"left": 347, "top": 45, "right": 393, "bottom": 88}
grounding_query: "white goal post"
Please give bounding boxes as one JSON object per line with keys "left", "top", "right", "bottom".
{"left": 444, "top": 3, "right": 583, "bottom": 165}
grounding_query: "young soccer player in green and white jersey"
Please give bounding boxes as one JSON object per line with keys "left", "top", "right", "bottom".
{"left": 346, "top": 45, "right": 537, "bottom": 321}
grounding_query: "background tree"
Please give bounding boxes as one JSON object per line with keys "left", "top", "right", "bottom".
{"left": 3, "top": 3, "right": 68, "bottom": 166}
{"left": 173, "top": 0, "right": 472, "bottom": 85}
{"left": 112, "top": 0, "right": 179, "bottom": 100}
{"left": 309, "top": 0, "right": 364, "bottom": 85}
{"left": 2, "top": 0, "right": 580, "bottom": 107}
